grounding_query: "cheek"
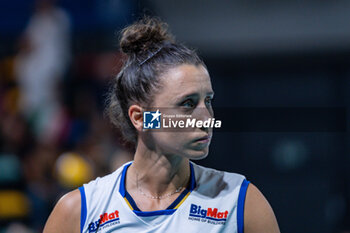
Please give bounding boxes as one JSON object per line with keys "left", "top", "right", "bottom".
{"left": 153, "top": 132, "right": 190, "bottom": 150}
{"left": 148, "top": 131, "right": 209, "bottom": 159}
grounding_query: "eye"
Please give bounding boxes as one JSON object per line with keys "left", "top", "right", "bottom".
{"left": 205, "top": 96, "right": 214, "bottom": 105}
{"left": 181, "top": 99, "right": 196, "bottom": 108}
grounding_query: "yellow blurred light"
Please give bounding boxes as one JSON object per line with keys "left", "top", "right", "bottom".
{"left": 56, "top": 152, "right": 93, "bottom": 188}
{"left": 0, "top": 190, "right": 29, "bottom": 218}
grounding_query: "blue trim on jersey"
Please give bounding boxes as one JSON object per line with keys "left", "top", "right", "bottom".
{"left": 119, "top": 162, "right": 196, "bottom": 216}
{"left": 166, "top": 188, "right": 189, "bottom": 209}
{"left": 79, "top": 186, "right": 87, "bottom": 233}
{"left": 125, "top": 191, "right": 141, "bottom": 211}
{"left": 133, "top": 209, "right": 176, "bottom": 217}
{"left": 119, "top": 162, "right": 131, "bottom": 197}
{"left": 237, "top": 179, "right": 250, "bottom": 233}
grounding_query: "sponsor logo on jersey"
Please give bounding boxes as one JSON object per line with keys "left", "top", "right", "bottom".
{"left": 188, "top": 204, "right": 228, "bottom": 225}
{"left": 88, "top": 210, "right": 120, "bottom": 232}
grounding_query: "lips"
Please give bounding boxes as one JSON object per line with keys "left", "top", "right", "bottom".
{"left": 194, "top": 135, "right": 212, "bottom": 143}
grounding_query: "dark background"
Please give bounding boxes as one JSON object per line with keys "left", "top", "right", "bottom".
{"left": 0, "top": 0, "right": 349, "bottom": 232}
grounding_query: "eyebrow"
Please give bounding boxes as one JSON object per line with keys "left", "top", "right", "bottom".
{"left": 174, "top": 91, "right": 215, "bottom": 103}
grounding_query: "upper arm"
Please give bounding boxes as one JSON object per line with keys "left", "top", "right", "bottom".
{"left": 43, "top": 189, "right": 81, "bottom": 233}
{"left": 244, "top": 183, "right": 280, "bottom": 233}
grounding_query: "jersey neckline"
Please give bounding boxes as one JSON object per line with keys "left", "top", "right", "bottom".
{"left": 119, "top": 162, "right": 196, "bottom": 216}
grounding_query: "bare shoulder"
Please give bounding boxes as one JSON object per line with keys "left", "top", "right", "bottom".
{"left": 244, "top": 183, "right": 280, "bottom": 233}
{"left": 43, "top": 189, "right": 81, "bottom": 233}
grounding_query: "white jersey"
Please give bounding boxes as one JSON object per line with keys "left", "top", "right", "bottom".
{"left": 79, "top": 161, "right": 250, "bottom": 233}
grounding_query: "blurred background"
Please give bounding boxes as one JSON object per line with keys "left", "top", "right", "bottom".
{"left": 0, "top": 0, "right": 349, "bottom": 232}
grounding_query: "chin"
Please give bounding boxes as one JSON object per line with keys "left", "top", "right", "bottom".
{"left": 187, "top": 148, "right": 209, "bottom": 160}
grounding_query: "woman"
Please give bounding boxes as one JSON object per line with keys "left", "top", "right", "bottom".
{"left": 44, "top": 17, "right": 280, "bottom": 233}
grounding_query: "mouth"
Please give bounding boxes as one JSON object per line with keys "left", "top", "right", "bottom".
{"left": 194, "top": 135, "right": 212, "bottom": 144}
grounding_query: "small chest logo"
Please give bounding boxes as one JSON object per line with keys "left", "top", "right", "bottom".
{"left": 88, "top": 210, "right": 120, "bottom": 233}
{"left": 188, "top": 204, "right": 228, "bottom": 225}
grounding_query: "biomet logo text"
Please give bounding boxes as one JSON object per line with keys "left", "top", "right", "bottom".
{"left": 88, "top": 210, "right": 120, "bottom": 233}
{"left": 188, "top": 203, "right": 228, "bottom": 225}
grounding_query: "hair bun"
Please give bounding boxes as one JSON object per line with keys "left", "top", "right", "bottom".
{"left": 120, "top": 17, "right": 174, "bottom": 55}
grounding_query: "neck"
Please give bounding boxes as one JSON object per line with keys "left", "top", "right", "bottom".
{"left": 126, "top": 139, "right": 190, "bottom": 198}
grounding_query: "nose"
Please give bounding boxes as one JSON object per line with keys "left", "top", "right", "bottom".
{"left": 195, "top": 104, "right": 214, "bottom": 133}
{"left": 197, "top": 100, "right": 214, "bottom": 121}
{"left": 198, "top": 107, "right": 213, "bottom": 122}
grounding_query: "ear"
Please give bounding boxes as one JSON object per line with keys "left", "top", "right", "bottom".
{"left": 128, "top": 104, "right": 143, "bottom": 132}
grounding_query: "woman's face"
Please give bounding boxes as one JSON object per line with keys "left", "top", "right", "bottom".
{"left": 143, "top": 64, "right": 214, "bottom": 160}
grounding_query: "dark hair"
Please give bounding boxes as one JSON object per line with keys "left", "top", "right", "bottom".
{"left": 106, "top": 17, "right": 206, "bottom": 145}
